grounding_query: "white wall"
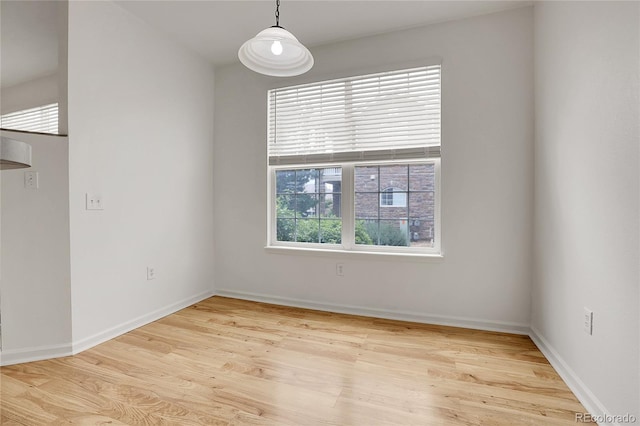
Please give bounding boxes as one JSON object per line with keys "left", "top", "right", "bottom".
{"left": 67, "top": 1, "right": 215, "bottom": 350}
{"left": 0, "top": 74, "right": 58, "bottom": 115}
{"left": 532, "top": 1, "right": 639, "bottom": 420}
{"left": 0, "top": 130, "right": 72, "bottom": 363}
{"left": 214, "top": 7, "right": 534, "bottom": 331}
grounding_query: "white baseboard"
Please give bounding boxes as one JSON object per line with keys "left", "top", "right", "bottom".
{"left": 214, "top": 289, "right": 530, "bottom": 335}
{"left": 0, "top": 290, "right": 215, "bottom": 366}
{"left": 0, "top": 343, "right": 73, "bottom": 366}
{"left": 72, "top": 289, "right": 215, "bottom": 355}
{"left": 529, "top": 327, "right": 619, "bottom": 426}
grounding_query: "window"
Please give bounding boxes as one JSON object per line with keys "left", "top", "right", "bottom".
{"left": 356, "top": 164, "right": 435, "bottom": 247}
{"left": 0, "top": 103, "right": 59, "bottom": 134}
{"left": 276, "top": 168, "right": 342, "bottom": 243}
{"left": 380, "top": 188, "right": 407, "bottom": 207}
{"left": 268, "top": 64, "right": 441, "bottom": 254}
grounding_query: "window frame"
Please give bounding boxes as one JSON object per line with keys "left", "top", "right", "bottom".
{"left": 268, "top": 158, "right": 441, "bottom": 256}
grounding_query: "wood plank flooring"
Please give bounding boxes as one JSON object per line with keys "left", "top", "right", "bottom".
{"left": 1, "top": 296, "right": 586, "bottom": 425}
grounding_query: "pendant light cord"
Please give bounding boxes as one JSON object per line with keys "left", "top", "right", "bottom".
{"left": 275, "top": 0, "right": 280, "bottom": 27}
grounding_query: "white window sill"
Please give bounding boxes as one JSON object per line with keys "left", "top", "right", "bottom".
{"left": 264, "top": 245, "right": 444, "bottom": 262}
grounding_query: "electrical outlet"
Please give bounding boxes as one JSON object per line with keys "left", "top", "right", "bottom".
{"left": 336, "top": 263, "right": 344, "bottom": 276}
{"left": 24, "top": 171, "right": 39, "bottom": 189}
{"left": 86, "top": 193, "right": 104, "bottom": 210}
{"left": 147, "top": 267, "right": 156, "bottom": 280}
{"left": 583, "top": 308, "right": 593, "bottom": 335}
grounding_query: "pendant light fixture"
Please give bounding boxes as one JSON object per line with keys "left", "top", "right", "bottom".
{"left": 238, "top": 0, "right": 313, "bottom": 77}
{"left": 0, "top": 137, "right": 32, "bottom": 170}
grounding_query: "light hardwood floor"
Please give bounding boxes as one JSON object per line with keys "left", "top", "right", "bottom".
{"left": 1, "top": 296, "right": 586, "bottom": 425}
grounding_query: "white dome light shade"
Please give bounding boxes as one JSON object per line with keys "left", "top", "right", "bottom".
{"left": 238, "top": 26, "right": 313, "bottom": 77}
{"left": 0, "top": 137, "right": 32, "bottom": 170}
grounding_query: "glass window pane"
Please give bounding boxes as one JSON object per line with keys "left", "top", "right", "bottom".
{"left": 319, "top": 168, "right": 342, "bottom": 193}
{"left": 356, "top": 219, "right": 377, "bottom": 245}
{"left": 380, "top": 189, "right": 407, "bottom": 208}
{"left": 408, "top": 217, "right": 434, "bottom": 248}
{"left": 297, "top": 169, "right": 318, "bottom": 192}
{"left": 409, "top": 163, "right": 435, "bottom": 191}
{"left": 376, "top": 220, "right": 410, "bottom": 247}
{"left": 320, "top": 219, "right": 341, "bottom": 244}
{"left": 276, "top": 170, "right": 297, "bottom": 194}
{"left": 276, "top": 194, "right": 295, "bottom": 218}
{"left": 395, "top": 192, "right": 407, "bottom": 207}
{"left": 353, "top": 162, "right": 435, "bottom": 249}
{"left": 295, "top": 219, "right": 320, "bottom": 243}
{"left": 355, "top": 166, "right": 379, "bottom": 192}
{"left": 319, "top": 193, "right": 340, "bottom": 218}
{"left": 380, "top": 198, "right": 407, "bottom": 219}
{"left": 355, "top": 193, "right": 379, "bottom": 219}
{"left": 409, "top": 192, "right": 430, "bottom": 217}
{"left": 276, "top": 219, "right": 295, "bottom": 242}
{"left": 379, "top": 165, "right": 408, "bottom": 191}
{"left": 274, "top": 167, "right": 343, "bottom": 245}
{"left": 296, "top": 194, "right": 318, "bottom": 218}
{"left": 355, "top": 219, "right": 375, "bottom": 245}
{"left": 356, "top": 219, "right": 409, "bottom": 247}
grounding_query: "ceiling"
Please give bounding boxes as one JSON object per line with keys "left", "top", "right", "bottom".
{"left": 0, "top": 0, "right": 529, "bottom": 88}
{"left": 116, "top": 0, "right": 529, "bottom": 66}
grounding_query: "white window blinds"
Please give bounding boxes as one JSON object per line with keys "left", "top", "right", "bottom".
{"left": 0, "top": 103, "right": 59, "bottom": 134}
{"left": 268, "top": 65, "right": 441, "bottom": 166}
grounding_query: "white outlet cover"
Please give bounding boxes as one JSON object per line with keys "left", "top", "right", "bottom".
{"left": 24, "top": 171, "right": 39, "bottom": 189}
{"left": 86, "top": 193, "right": 104, "bottom": 210}
{"left": 583, "top": 308, "right": 593, "bottom": 335}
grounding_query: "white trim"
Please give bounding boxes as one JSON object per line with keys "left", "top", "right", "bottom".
{"left": 72, "top": 290, "right": 215, "bottom": 355}
{"left": 265, "top": 245, "right": 443, "bottom": 262}
{"left": 0, "top": 290, "right": 215, "bottom": 366}
{"left": 341, "top": 165, "right": 355, "bottom": 249}
{"left": 0, "top": 342, "right": 73, "bottom": 366}
{"left": 433, "top": 159, "right": 442, "bottom": 251}
{"left": 529, "top": 327, "right": 617, "bottom": 426}
{"left": 214, "top": 289, "right": 529, "bottom": 335}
